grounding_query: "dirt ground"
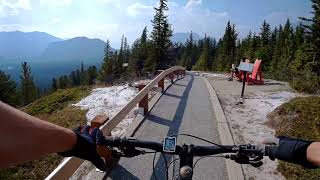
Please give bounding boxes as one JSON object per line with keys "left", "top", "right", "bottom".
{"left": 204, "top": 73, "right": 300, "bottom": 180}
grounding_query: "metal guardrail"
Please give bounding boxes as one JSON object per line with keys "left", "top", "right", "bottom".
{"left": 45, "top": 66, "right": 186, "bottom": 180}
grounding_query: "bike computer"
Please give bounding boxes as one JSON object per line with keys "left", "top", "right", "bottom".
{"left": 163, "top": 137, "right": 176, "bottom": 152}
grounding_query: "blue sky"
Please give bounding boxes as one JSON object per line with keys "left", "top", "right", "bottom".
{"left": 0, "top": 0, "right": 312, "bottom": 47}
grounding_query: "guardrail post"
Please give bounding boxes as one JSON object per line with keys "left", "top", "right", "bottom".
{"left": 91, "top": 115, "right": 109, "bottom": 128}
{"left": 138, "top": 84, "right": 148, "bottom": 115}
{"left": 169, "top": 73, "right": 174, "bottom": 83}
{"left": 158, "top": 78, "right": 164, "bottom": 92}
{"left": 174, "top": 71, "right": 178, "bottom": 80}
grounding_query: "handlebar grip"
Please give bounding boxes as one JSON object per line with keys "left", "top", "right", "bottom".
{"left": 255, "top": 144, "right": 278, "bottom": 160}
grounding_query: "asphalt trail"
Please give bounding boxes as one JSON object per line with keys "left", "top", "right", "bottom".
{"left": 107, "top": 74, "right": 228, "bottom": 180}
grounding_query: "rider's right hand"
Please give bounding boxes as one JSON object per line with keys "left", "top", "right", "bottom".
{"left": 262, "top": 136, "right": 317, "bottom": 168}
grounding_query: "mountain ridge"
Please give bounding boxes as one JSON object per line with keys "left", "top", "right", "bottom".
{"left": 171, "top": 32, "right": 202, "bottom": 43}
{"left": 0, "top": 31, "right": 62, "bottom": 59}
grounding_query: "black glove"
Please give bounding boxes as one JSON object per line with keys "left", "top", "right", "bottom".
{"left": 263, "top": 136, "right": 316, "bottom": 168}
{"left": 58, "top": 126, "right": 107, "bottom": 171}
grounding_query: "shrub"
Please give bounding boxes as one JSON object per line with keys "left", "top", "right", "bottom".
{"left": 268, "top": 96, "right": 320, "bottom": 179}
{"left": 290, "top": 70, "right": 320, "bottom": 94}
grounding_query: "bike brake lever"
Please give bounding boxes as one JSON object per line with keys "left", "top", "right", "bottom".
{"left": 250, "top": 160, "right": 263, "bottom": 167}
{"left": 121, "top": 146, "right": 144, "bottom": 158}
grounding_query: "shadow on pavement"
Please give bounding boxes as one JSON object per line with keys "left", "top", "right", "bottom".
{"left": 147, "top": 114, "right": 172, "bottom": 127}
{"left": 106, "top": 164, "right": 139, "bottom": 180}
{"left": 163, "top": 92, "right": 182, "bottom": 99}
{"left": 150, "top": 74, "right": 194, "bottom": 180}
{"left": 173, "top": 83, "right": 188, "bottom": 87}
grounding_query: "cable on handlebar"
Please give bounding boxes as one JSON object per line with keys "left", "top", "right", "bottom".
{"left": 152, "top": 151, "right": 158, "bottom": 180}
{"left": 152, "top": 149, "right": 169, "bottom": 180}
{"left": 166, "top": 158, "right": 180, "bottom": 170}
{"left": 168, "top": 133, "right": 231, "bottom": 149}
{"left": 161, "top": 152, "right": 169, "bottom": 180}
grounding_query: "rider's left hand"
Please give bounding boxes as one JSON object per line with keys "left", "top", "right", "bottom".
{"left": 58, "top": 125, "right": 107, "bottom": 171}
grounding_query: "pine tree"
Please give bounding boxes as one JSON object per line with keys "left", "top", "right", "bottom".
{"left": 141, "top": 26, "right": 147, "bottom": 44}
{"left": 51, "top": 78, "right": 57, "bottom": 91}
{"left": 130, "top": 27, "right": 149, "bottom": 76}
{"left": 0, "top": 70, "right": 18, "bottom": 106}
{"left": 257, "top": 20, "right": 271, "bottom": 70}
{"left": 290, "top": 24, "right": 306, "bottom": 72}
{"left": 81, "top": 61, "right": 84, "bottom": 74}
{"left": 208, "top": 38, "right": 217, "bottom": 69}
{"left": 149, "top": 0, "right": 173, "bottom": 71}
{"left": 20, "top": 61, "right": 37, "bottom": 105}
{"left": 244, "top": 31, "right": 254, "bottom": 59}
{"left": 58, "top": 75, "right": 69, "bottom": 89}
{"left": 193, "top": 35, "right": 210, "bottom": 71}
{"left": 181, "top": 31, "right": 194, "bottom": 70}
{"left": 80, "top": 61, "right": 86, "bottom": 85}
{"left": 99, "top": 40, "right": 113, "bottom": 83}
{"left": 300, "top": 0, "right": 320, "bottom": 75}
{"left": 129, "top": 39, "right": 140, "bottom": 76}
{"left": 115, "top": 35, "right": 124, "bottom": 78}
{"left": 124, "top": 37, "right": 130, "bottom": 63}
{"left": 75, "top": 69, "right": 81, "bottom": 85}
{"left": 69, "top": 71, "right": 78, "bottom": 86}
{"left": 86, "top": 66, "right": 98, "bottom": 85}
{"left": 277, "top": 19, "right": 294, "bottom": 80}
{"left": 216, "top": 21, "right": 238, "bottom": 70}
{"left": 270, "top": 25, "right": 283, "bottom": 76}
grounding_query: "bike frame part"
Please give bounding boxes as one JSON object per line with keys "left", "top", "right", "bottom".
{"left": 178, "top": 144, "right": 195, "bottom": 180}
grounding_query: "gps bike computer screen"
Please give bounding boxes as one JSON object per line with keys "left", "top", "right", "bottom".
{"left": 163, "top": 137, "right": 176, "bottom": 152}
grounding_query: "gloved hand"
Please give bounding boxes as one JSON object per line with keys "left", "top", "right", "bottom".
{"left": 261, "top": 136, "right": 316, "bottom": 168}
{"left": 58, "top": 125, "right": 106, "bottom": 171}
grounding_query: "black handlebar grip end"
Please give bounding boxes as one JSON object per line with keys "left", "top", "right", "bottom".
{"left": 264, "top": 145, "right": 276, "bottom": 160}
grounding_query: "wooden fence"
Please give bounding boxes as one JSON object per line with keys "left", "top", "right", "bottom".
{"left": 45, "top": 66, "right": 186, "bottom": 180}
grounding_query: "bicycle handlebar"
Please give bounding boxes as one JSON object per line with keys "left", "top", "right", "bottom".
{"left": 98, "top": 136, "right": 266, "bottom": 157}
{"left": 96, "top": 135, "right": 274, "bottom": 180}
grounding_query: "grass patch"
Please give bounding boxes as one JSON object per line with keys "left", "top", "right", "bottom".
{"left": 26, "top": 86, "right": 90, "bottom": 115}
{"left": 268, "top": 96, "right": 320, "bottom": 179}
{"left": 0, "top": 86, "right": 91, "bottom": 179}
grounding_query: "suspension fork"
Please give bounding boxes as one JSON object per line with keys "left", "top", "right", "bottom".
{"left": 178, "top": 144, "right": 195, "bottom": 180}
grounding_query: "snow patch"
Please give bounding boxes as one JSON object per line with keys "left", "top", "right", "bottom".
{"left": 245, "top": 91, "right": 296, "bottom": 122}
{"left": 73, "top": 85, "right": 138, "bottom": 121}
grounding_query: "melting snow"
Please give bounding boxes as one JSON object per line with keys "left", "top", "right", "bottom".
{"left": 73, "top": 85, "right": 138, "bottom": 121}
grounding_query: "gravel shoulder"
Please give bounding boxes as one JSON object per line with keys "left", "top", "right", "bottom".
{"left": 204, "top": 73, "right": 301, "bottom": 180}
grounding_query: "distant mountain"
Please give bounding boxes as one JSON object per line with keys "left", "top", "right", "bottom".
{"left": 171, "top": 32, "right": 202, "bottom": 43}
{"left": 0, "top": 31, "right": 113, "bottom": 88}
{"left": 0, "top": 31, "right": 62, "bottom": 59}
{"left": 41, "top": 37, "right": 107, "bottom": 63}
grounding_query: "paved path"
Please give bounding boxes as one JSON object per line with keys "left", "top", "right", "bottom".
{"left": 107, "top": 74, "right": 228, "bottom": 180}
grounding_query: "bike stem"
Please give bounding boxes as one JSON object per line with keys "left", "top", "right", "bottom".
{"left": 178, "top": 144, "right": 195, "bottom": 180}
